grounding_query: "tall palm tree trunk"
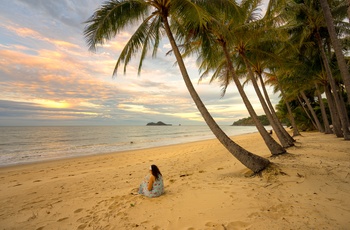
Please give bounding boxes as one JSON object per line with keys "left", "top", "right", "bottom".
{"left": 220, "top": 43, "right": 285, "bottom": 155}
{"left": 324, "top": 84, "right": 343, "bottom": 137}
{"left": 279, "top": 84, "right": 301, "bottom": 136}
{"left": 315, "top": 32, "right": 350, "bottom": 140}
{"left": 298, "top": 96, "right": 318, "bottom": 130}
{"left": 337, "top": 84, "right": 350, "bottom": 126}
{"left": 315, "top": 84, "right": 332, "bottom": 134}
{"left": 257, "top": 72, "right": 296, "bottom": 142}
{"left": 242, "top": 55, "right": 294, "bottom": 148}
{"left": 286, "top": 100, "right": 301, "bottom": 136}
{"left": 301, "top": 91, "right": 324, "bottom": 132}
{"left": 162, "top": 17, "right": 270, "bottom": 172}
{"left": 319, "top": 0, "right": 350, "bottom": 104}
{"left": 348, "top": 0, "right": 350, "bottom": 20}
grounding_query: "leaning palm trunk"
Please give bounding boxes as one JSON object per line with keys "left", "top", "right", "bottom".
{"left": 315, "top": 32, "right": 350, "bottom": 140}
{"left": 348, "top": 0, "right": 350, "bottom": 20}
{"left": 260, "top": 74, "right": 296, "bottom": 141}
{"left": 319, "top": 0, "right": 350, "bottom": 104}
{"left": 257, "top": 73, "right": 296, "bottom": 142}
{"left": 286, "top": 99, "right": 301, "bottom": 136}
{"left": 324, "top": 84, "right": 343, "bottom": 137}
{"left": 84, "top": 0, "right": 270, "bottom": 173}
{"left": 278, "top": 80, "right": 301, "bottom": 136}
{"left": 337, "top": 84, "right": 350, "bottom": 126}
{"left": 220, "top": 43, "right": 285, "bottom": 155}
{"left": 162, "top": 16, "right": 270, "bottom": 172}
{"left": 242, "top": 55, "right": 294, "bottom": 148}
{"left": 300, "top": 91, "right": 324, "bottom": 132}
{"left": 298, "top": 95, "right": 318, "bottom": 130}
{"left": 315, "top": 84, "right": 332, "bottom": 134}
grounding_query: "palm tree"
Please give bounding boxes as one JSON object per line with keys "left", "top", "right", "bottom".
{"left": 300, "top": 90, "right": 324, "bottom": 132}
{"left": 314, "top": 23, "right": 350, "bottom": 139}
{"left": 225, "top": 0, "right": 297, "bottom": 146}
{"left": 84, "top": 0, "right": 270, "bottom": 172}
{"left": 186, "top": 0, "right": 287, "bottom": 155}
{"left": 238, "top": 41, "right": 295, "bottom": 147}
{"left": 319, "top": 0, "right": 350, "bottom": 104}
{"left": 278, "top": 81, "right": 301, "bottom": 136}
{"left": 324, "top": 82, "right": 344, "bottom": 136}
{"left": 315, "top": 83, "right": 332, "bottom": 134}
{"left": 263, "top": 68, "right": 296, "bottom": 135}
{"left": 275, "top": 0, "right": 350, "bottom": 139}
{"left": 255, "top": 66, "right": 297, "bottom": 141}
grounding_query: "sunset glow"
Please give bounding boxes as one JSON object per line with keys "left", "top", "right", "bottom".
{"left": 35, "top": 99, "right": 70, "bottom": 109}
{"left": 0, "top": 0, "right": 274, "bottom": 126}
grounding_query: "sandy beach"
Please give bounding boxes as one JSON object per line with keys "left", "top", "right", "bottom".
{"left": 0, "top": 131, "right": 349, "bottom": 230}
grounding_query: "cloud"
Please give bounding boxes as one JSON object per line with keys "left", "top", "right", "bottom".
{"left": 0, "top": 0, "right": 276, "bottom": 126}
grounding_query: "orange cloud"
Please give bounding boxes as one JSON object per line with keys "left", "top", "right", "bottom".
{"left": 117, "top": 103, "right": 204, "bottom": 122}
{"left": 34, "top": 99, "right": 70, "bottom": 109}
{"left": 11, "top": 26, "right": 40, "bottom": 38}
{"left": 2, "top": 22, "right": 79, "bottom": 51}
{"left": 118, "top": 104, "right": 159, "bottom": 114}
{"left": 53, "top": 40, "right": 79, "bottom": 49}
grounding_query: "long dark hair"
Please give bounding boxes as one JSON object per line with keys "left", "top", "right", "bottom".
{"left": 151, "top": 164, "right": 162, "bottom": 180}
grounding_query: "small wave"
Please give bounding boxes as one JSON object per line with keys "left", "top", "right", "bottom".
{"left": 0, "top": 125, "right": 259, "bottom": 166}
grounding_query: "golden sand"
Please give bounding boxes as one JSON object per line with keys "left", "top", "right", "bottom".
{"left": 0, "top": 131, "right": 349, "bottom": 229}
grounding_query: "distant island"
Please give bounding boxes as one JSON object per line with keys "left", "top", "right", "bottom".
{"left": 232, "top": 115, "right": 269, "bottom": 126}
{"left": 146, "top": 121, "right": 172, "bottom": 126}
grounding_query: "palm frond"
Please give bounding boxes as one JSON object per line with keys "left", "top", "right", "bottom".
{"left": 113, "top": 14, "right": 159, "bottom": 76}
{"left": 84, "top": 0, "right": 148, "bottom": 52}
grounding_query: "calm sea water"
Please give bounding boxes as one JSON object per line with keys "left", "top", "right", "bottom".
{"left": 0, "top": 125, "right": 260, "bottom": 167}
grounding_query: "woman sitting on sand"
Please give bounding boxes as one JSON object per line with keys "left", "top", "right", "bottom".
{"left": 138, "top": 165, "right": 164, "bottom": 198}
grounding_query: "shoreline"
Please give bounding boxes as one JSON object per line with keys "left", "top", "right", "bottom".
{"left": 0, "top": 136, "right": 225, "bottom": 170}
{"left": 0, "top": 130, "right": 260, "bottom": 169}
{"left": 0, "top": 131, "right": 349, "bottom": 229}
{"left": 0, "top": 126, "right": 262, "bottom": 168}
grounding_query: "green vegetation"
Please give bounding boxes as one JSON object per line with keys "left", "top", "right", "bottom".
{"left": 146, "top": 121, "right": 172, "bottom": 126}
{"left": 232, "top": 115, "right": 270, "bottom": 126}
{"left": 85, "top": 0, "right": 350, "bottom": 171}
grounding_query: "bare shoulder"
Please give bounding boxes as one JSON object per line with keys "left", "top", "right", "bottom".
{"left": 149, "top": 174, "right": 155, "bottom": 181}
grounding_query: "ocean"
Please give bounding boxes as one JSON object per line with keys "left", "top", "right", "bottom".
{"left": 0, "top": 125, "right": 260, "bottom": 167}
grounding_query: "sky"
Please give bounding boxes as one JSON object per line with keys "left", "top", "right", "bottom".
{"left": 0, "top": 0, "right": 276, "bottom": 126}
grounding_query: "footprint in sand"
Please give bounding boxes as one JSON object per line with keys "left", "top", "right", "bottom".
{"left": 205, "top": 221, "right": 250, "bottom": 229}
{"left": 74, "top": 208, "right": 84, "bottom": 213}
{"left": 77, "top": 223, "right": 87, "bottom": 229}
{"left": 57, "top": 217, "right": 69, "bottom": 222}
{"left": 226, "top": 221, "right": 251, "bottom": 228}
